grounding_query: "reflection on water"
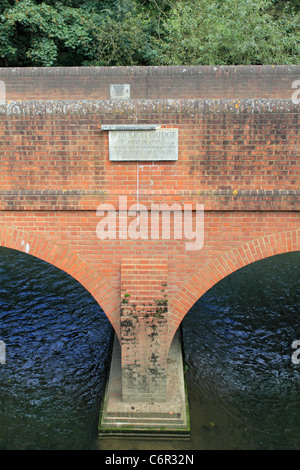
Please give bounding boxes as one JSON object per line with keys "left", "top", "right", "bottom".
{"left": 0, "top": 247, "right": 299, "bottom": 450}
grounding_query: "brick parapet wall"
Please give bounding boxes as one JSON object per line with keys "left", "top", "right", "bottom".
{"left": 0, "top": 65, "right": 299, "bottom": 100}
{"left": 0, "top": 98, "right": 298, "bottom": 212}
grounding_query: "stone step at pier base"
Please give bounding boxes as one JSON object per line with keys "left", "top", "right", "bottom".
{"left": 98, "top": 330, "right": 190, "bottom": 438}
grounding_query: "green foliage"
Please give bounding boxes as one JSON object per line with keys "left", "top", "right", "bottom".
{"left": 0, "top": 0, "right": 99, "bottom": 66}
{"left": 154, "top": 0, "right": 300, "bottom": 65}
{"left": 92, "top": 0, "right": 153, "bottom": 66}
{"left": 0, "top": 0, "right": 298, "bottom": 66}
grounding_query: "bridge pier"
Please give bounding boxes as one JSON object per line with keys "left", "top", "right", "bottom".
{"left": 120, "top": 259, "right": 169, "bottom": 403}
{"left": 99, "top": 330, "right": 189, "bottom": 437}
{"left": 98, "top": 259, "right": 190, "bottom": 436}
{"left": 121, "top": 316, "right": 168, "bottom": 403}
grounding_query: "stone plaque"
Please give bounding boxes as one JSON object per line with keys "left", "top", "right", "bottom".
{"left": 110, "top": 84, "right": 130, "bottom": 100}
{"left": 109, "top": 128, "right": 178, "bottom": 161}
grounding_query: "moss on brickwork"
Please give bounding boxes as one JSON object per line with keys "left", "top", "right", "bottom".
{"left": 0, "top": 98, "right": 298, "bottom": 116}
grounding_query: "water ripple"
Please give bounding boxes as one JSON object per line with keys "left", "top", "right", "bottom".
{"left": 0, "top": 247, "right": 113, "bottom": 450}
{"left": 182, "top": 251, "right": 300, "bottom": 450}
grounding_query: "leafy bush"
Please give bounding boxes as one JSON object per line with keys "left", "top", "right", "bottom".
{"left": 0, "top": 0, "right": 98, "bottom": 66}
{"left": 154, "top": 0, "right": 300, "bottom": 65}
{"left": 0, "top": 0, "right": 298, "bottom": 66}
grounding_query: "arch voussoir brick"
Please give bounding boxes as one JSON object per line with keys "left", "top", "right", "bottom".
{"left": 0, "top": 225, "right": 120, "bottom": 337}
{"left": 168, "top": 229, "right": 300, "bottom": 346}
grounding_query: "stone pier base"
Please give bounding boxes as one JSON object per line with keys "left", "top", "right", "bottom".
{"left": 98, "top": 330, "right": 190, "bottom": 437}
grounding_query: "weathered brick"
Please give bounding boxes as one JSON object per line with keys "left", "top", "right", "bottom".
{"left": 0, "top": 66, "right": 299, "bottom": 401}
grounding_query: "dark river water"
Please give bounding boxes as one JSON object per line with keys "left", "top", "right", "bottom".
{"left": 0, "top": 247, "right": 299, "bottom": 450}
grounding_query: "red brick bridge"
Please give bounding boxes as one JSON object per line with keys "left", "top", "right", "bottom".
{"left": 0, "top": 66, "right": 299, "bottom": 416}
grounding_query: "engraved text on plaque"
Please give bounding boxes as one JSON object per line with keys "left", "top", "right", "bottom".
{"left": 108, "top": 128, "right": 178, "bottom": 161}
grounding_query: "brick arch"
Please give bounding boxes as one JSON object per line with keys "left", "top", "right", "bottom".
{"left": 0, "top": 225, "right": 120, "bottom": 338}
{"left": 168, "top": 229, "right": 300, "bottom": 345}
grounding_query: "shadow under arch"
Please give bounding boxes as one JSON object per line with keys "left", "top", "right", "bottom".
{"left": 0, "top": 225, "right": 120, "bottom": 338}
{"left": 168, "top": 229, "right": 300, "bottom": 347}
